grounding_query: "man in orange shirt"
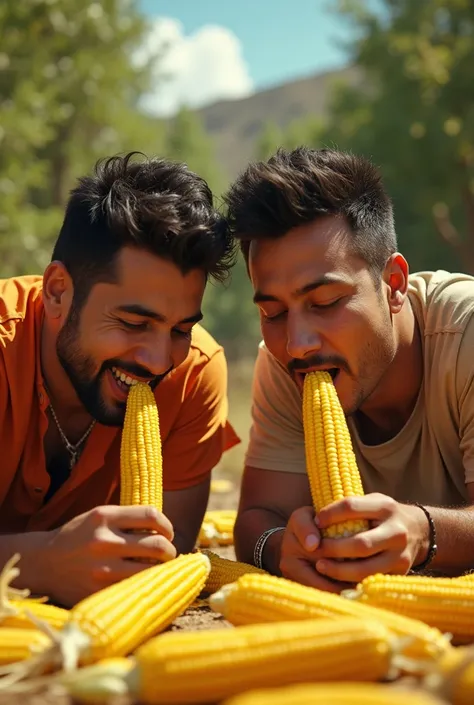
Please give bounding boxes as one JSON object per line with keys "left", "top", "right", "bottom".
{"left": 0, "top": 152, "right": 238, "bottom": 606}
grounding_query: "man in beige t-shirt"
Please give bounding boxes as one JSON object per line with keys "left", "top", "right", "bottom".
{"left": 224, "top": 146, "right": 474, "bottom": 591}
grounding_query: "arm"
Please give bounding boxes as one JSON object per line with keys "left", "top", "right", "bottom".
{"left": 161, "top": 348, "right": 239, "bottom": 553}
{"left": 234, "top": 466, "right": 311, "bottom": 574}
{"left": 164, "top": 476, "right": 211, "bottom": 555}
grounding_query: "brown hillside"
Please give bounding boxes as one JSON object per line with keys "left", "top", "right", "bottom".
{"left": 196, "top": 65, "right": 363, "bottom": 178}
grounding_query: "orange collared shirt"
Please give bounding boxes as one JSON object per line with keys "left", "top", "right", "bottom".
{"left": 0, "top": 275, "right": 239, "bottom": 532}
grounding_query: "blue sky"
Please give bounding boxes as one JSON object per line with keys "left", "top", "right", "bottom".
{"left": 141, "top": 0, "right": 352, "bottom": 89}
{"left": 138, "top": 1, "right": 355, "bottom": 116}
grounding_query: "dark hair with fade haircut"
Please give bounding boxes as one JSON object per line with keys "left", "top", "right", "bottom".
{"left": 52, "top": 151, "right": 236, "bottom": 307}
{"left": 224, "top": 146, "right": 397, "bottom": 279}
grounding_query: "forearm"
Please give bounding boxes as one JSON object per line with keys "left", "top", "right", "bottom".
{"left": 234, "top": 508, "right": 286, "bottom": 575}
{"left": 0, "top": 531, "right": 52, "bottom": 594}
{"left": 414, "top": 504, "right": 474, "bottom": 576}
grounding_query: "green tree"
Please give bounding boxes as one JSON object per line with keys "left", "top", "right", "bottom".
{"left": 0, "top": 0, "right": 165, "bottom": 276}
{"left": 318, "top": 0, "right": 474, "bottom": 272}
{"left": 164, "top": 106, "right": 225, "bottom": 195}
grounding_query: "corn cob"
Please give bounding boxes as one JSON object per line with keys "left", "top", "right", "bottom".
{"left": 344, "top": 573, "right": 474, "bottom": 644}
{"left": 198, "top": 510, "right": 237, "bottom": 547}
{"left": 0, "top": 628, "right": 52, "bottom": 665}
{"left": 200, "top": 550, "right": 266, "bottom": 595}
{"left": 426, "top": 646, "right": 474, "bottom": 705}
{"left": 2, "top": 601, "right": 69, "bottom": 631}
{"left": 457, "top": 573, "right": 474, "bottom": 581}
{"left": 71, "top": 552, "right": 210, "bottom": 665}
{"left": 222, "top": 682, "right": 444, "bottom": 705}
{"left": 209, "top": 573, "right": 450, "bottom": 664}
{"left": 0, "top": 553, "right": 69, "bottom": 631}
{"left": 302, "top": 371, "right": 368, "bottom": 538}
{"left": 57, "top": 617, "right": 396, "bottom": 704}
{"left": 120, "top": 382, "right": 162, "bottom": 510}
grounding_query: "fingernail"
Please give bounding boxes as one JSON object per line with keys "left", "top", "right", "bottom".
{"left": 314, "top": 515, "right": 320, "bottom": 527}
{"left": 305, "top": 534, "right": 319, "bottom": 551}
{"left": 317, "top": 560, "right": 326, "bottom": 573}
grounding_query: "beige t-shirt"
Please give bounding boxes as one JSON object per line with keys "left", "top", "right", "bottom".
{"left": 245, "top": 270, "right": 474, "bottom": 507}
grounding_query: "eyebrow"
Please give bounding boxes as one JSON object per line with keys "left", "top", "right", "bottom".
{"left": 116, "top": 304, "right": 203, "bottom": 325}
{"left": 253, "top": 274, "right": 347, "bottom": 304}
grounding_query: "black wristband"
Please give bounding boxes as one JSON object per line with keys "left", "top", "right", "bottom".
{"left": 410, "top": 502, "right": 438, "bottom": 572}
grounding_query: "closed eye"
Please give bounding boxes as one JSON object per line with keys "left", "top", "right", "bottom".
{"left": 120, "top": 319, "right": 148, "bottom": 331}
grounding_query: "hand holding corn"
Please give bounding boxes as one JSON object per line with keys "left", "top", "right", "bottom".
{"left": 283, "top": 371, "right": 429, "bottom": 588}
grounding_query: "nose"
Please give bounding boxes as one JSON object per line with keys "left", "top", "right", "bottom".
{"left": 286, "top": 313, "right": 322, "bottom": 360}
{"left": 134, "top": 337, "right": 172, "bottom": 378}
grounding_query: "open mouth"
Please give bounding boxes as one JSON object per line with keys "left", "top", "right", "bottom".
{"left": 111, "top": 366, "right": 151, "bottom": 393}
{"left": 295, "top": 367, "right": 340, "bottom": 390}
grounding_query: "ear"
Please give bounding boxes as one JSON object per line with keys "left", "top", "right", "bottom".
{"left": 42, "top": 261, "right": 74, "bottom": 322}
{"left": 383, "top": 253, "right": 409, "bottom": 315}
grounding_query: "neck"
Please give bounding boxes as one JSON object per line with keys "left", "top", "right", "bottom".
{"left": 356, "top": 299, "right": 423, "bottom": 440}
{"left": 40, "top": 321, "right": 94, "bottom": 438}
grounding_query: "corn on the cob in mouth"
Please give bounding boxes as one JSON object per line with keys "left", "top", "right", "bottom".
{"left": 120, "top": 381, "right": 163, "bottom": 510}
{"left": 302, "top": 371, "right": 368, "bottom": 538}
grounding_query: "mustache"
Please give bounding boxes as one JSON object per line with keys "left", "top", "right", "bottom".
{"left": 104, "top": 359, "right": 174, "bottom": 387}
{"left": 287, "top": 355, "right": 350, "bottom": 376}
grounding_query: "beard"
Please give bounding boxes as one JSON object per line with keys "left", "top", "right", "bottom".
{"left": 56, "top": 304, "right": 170, "bottom": 426}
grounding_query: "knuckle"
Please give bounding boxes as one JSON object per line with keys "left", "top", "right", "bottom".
{"left": 90, "top": 564, "right": 113, "bottom": 587}
{"left": 353, "top": 534, "right": 373, "bottom": 556}
{"left": 143, "top": 506, "right": 159, "bottom": 523}
{"left": 392, "top": 522, "right": 409, "bottom": 547}
{"left": 89, "top": 506, "right": 109, "bottom": 525}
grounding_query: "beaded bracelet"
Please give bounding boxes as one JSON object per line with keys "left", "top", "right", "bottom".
{"left": 254, "top": 526, "right": 286, "bottom": 570}
{"left": 410, "top": 502, "right": 438, "bottom": 572}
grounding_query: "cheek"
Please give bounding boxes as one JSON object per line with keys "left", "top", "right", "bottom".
{"left": 171, "top": 336, "right": 192, "bottom": 368}
{"left": 91, "top": 328, "right": 132, "bottom": 361}
{"left": 261, "top": 320, "right": 290, "bottom": 367}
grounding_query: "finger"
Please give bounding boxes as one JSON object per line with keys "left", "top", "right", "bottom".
{"left": 94, "top": 505, "right": 174, "bottom": 540}
{"left": 287, "top": 506, "right": 322, "bottom": 552}
{"left": 119, "top": 533, "right": 177, "bottom": 562}
{"left": 279, "top": 556, "right": 347, "bottom": 593}
{"left": 317, "top": 493, "right": 395, "bottom": 529}
{"left": 319, "top": 523, "right": 401, "bottom": 560}
{"left": 316, "top": 550, "right": 408, "bottom": 584}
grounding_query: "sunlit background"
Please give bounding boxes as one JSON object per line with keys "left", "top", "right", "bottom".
{"left": 1, "top": 0, "right": 473, "bottom": 478}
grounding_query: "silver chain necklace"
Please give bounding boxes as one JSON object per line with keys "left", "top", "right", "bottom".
{"left": 48, "top": 404, "right": 96, "bottom": 469}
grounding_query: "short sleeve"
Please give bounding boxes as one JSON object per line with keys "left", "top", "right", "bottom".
{"left": 162, "top": 348, "right": 240, "bottom": 490}
{"left": 456, "top": 314, "right": 474, "bottom": 484}
{"left": 245, "top": 343, "right": 306, "bottom": 473}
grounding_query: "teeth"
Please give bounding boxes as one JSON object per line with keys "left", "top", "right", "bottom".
{"left": 111, "top": 367, "right": 141, "bottom": 387}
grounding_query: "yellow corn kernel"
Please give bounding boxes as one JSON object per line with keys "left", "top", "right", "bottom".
{"left": 456, "top": 573, "right": 474, "bottom": 581}
{"left": 58, "top": 552, "right": 210, "bottom": 667}
{"left": 429, "top": 646, "right": 474, "bottom": 705}
{"left": 200, "top": 550, "right": 266, "bottom": 595}
{"left": 2, "top": 601, "right": 69, "bottom": 631}
{"left": 127, "top": 617, "right": 394, "bottom": 703}
{"left": 0, "top": 627, "right": 51, "bottom": 665}
{"left": 302, "top": 371, "right": 368, "bottom": 538}
{"left": 345, "top": 573, "right": 474, "bottom": 644}
{"left": 198, "top": 510, "right": 237, "bottom": 547}
{"left": 209, "top": 573, "right": 450, "bottom": 664}
{"left": 222, "top": 682, "right": 444, "bottom": 705}
{"left": 120, "top": 382, "right": 162, "bottom": 510}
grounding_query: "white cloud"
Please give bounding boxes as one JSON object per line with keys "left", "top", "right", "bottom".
{"left": 135, "top": 18, "right": 254, "bottom": 117}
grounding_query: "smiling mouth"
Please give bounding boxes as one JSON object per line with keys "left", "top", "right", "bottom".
{"left": 111, "top": 366, "right": 151, "bottom": 392}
